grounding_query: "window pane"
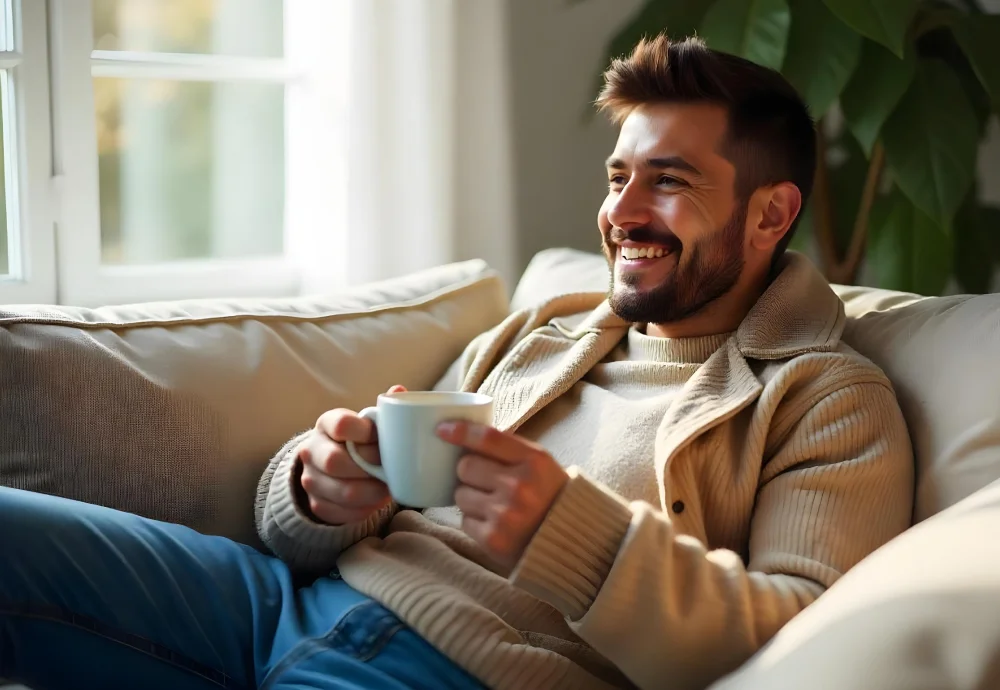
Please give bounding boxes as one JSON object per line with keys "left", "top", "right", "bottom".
{"left": 93, "top": 0, "right": 283, "bottom": 58}
{"left": 0, "top": 76, "right": 7, "bottom": 277}
{"left": 95, "top": 77, "right": 285, "bottom": 265}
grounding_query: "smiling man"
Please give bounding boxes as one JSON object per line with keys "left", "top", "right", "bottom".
{"left": 0, "top": 34, "right": 913, "bottom": 690}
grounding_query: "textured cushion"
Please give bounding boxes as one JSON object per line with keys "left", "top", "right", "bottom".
{"left": 0, "top": 260, "right": 508, "bottom": 548}
{"left": 512, "top": 247, "right": 1000, "bottom": 522}
{"left": 837, "top": 291, "right": 1000, "bottom": 521}
{"left": 711, "top": 477, "right": 1000, "bottom": 690}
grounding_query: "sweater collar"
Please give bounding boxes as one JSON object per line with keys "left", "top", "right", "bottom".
{"left": 572, "top": 252, "right": 844, "bottom": 360}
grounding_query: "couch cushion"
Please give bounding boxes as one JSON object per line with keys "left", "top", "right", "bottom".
{"left": 836, "top": 291, "right": 1000, "bottom": 522}
{"left": 0, "top": 260, "right": 508, "bottom": 548}
{"left": 710, "top": 476, "right": 1000, "bottom": 690}
{"left": 512, "top": 247, "right": 1000, "bottom": 522}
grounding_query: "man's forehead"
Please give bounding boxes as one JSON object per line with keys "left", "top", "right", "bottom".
{"left": 610, "top": 102, "right": 728, "bottom": 166}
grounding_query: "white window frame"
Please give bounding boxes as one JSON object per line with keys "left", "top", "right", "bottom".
{"left": 0, "top": 0, "right": 57, "bottom": 305}
{"left": 0, "top": 0, "right": 349, "bottom": 308}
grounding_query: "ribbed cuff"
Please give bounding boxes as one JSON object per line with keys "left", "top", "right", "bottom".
{"left": 510, "top": 468, "right": 633, "bottom": 621}
{"left": 260, "top": 444, "right": 394, "bottom": 572}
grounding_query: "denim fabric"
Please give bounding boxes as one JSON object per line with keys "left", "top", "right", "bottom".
{"left": 0, "top": 487, "right": 483, "bottom": 690}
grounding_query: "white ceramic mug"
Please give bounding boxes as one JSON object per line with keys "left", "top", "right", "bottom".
{"left": 345, "top": 391, "right": 494, "bottom": 507}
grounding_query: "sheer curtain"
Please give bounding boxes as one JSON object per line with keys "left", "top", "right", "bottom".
{"left": 294, "top": 0, "right": 517, "bottom": 295}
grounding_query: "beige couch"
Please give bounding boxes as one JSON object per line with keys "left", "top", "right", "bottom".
{"left": 2, "top": 248, "right": 999, "bottom": 689}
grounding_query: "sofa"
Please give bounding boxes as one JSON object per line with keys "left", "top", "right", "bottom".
{"left": 2, "top": 247, "right": 999, "bottom": 689}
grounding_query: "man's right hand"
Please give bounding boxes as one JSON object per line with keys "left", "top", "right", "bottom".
{"left": 296, "top": 385, "right": 404, "bottom": 525}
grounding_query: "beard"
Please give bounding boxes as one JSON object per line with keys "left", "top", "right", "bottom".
{"left": 603, "top": 203, "right": 747, "bottom": 325}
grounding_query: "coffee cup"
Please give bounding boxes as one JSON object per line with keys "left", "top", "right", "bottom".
{"left": 345, "top": 391, "right": 494, "bottom": 507}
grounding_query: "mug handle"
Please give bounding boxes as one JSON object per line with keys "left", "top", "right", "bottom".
{"left": 344, "top": 407, "right": 388, "bottom": 483}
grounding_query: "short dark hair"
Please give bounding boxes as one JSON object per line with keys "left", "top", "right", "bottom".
{"left": 596, "top": 34, "right": 816, "bottom": 257}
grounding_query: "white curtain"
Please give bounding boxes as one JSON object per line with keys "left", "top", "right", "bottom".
{"left": 291, "top": 0, "right": 518, "bottom": 294}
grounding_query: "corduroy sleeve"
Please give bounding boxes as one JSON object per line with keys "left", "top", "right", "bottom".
{"left": 511, "top": 381, "right": 914, "bottom": 690}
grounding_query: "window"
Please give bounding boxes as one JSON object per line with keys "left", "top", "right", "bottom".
{"left": 0, "top": 0, "right": 348, "bottom": 307}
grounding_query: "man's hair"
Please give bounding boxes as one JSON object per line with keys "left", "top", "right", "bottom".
{"left": 596, "top": 34, "right": 816, "bottom": 257}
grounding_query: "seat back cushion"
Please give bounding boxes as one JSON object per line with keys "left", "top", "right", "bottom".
{"left": 0, "top": 260, "right": 508, "bottom": 548}
{"left": 513, "top": 247, "right": 1000, "bottom": 522}
{"left": 710, "top": 477, "right": 1000, "bottom": 690}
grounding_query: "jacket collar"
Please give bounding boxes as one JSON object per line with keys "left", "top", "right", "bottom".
{"left": 561, "top": 251, "right": 844, "bottom": 359}
{"left": 476, "top": 252, "right": 844, "bottom": 458}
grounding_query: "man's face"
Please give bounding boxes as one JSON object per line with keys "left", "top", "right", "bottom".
{"left": 600, "top": 103, "right": 747, "bottom": 325}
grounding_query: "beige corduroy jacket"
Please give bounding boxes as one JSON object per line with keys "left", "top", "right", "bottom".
{"left": 257, "top": 253, "right": 915, "bottom": 690}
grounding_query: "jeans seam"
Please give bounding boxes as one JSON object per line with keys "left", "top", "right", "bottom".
{"left": 0, "top": 603, "right": 240, "bottom": 689}
{"left": 259, "top": 601, "right": 407, "bottom": 690}
{"left": 259, "top": 600, "right": 369, "bottom": 690}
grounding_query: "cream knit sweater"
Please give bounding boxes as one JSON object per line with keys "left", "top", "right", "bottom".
{"left": 255, "top": 253, "right": 914, "bottom": 690}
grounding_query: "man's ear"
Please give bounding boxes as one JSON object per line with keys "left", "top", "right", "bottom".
{"left": 749, "top": 182, "right": 801, "bottom": 252}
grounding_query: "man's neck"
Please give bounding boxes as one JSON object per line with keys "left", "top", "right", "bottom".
{"left": 646, "top": 271, "right": 770, "bottom": 339}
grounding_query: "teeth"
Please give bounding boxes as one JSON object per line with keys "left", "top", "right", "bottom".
{"left": 621, "top": 245, "right": 669, "bottom": 260}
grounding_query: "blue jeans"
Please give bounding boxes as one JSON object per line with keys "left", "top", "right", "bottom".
{"left": 0, "top": 487, "right": 484, "bottom": 690}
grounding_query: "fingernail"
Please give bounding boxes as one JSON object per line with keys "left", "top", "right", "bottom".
{"left": 436, "top": 421, "right": 458, "bottom": 437}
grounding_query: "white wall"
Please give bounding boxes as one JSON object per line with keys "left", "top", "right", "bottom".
{"left": 506, "top": 0, "right": 644, "bottom": 272}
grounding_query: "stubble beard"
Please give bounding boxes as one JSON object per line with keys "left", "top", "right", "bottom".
{"left": 604, "top": 204, "right": 747, "bottom": 325}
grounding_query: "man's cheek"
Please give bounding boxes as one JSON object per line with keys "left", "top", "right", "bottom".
{"left": 658, "top": 197, "right": 696, "bottom": 243}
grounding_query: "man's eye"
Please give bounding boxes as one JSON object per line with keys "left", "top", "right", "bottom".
{"left": 657, "top": 175, "right": 683, "bottom": 187}
{"left": 609, "top": 175, "right": 627, "bottom": 186}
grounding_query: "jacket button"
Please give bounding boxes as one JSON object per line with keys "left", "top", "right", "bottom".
{"left": 671, "top": 500, "right": 685, "bottom": 514}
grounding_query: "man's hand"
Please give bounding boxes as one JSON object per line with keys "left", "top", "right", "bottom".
{"left": 436, "top": 420, "right": 569, "bottom": 571}
{"left": 297, "top": 385, "right": 406, "bottom": 525}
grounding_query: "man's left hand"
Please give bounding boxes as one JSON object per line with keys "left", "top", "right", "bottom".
{"left": 435, "top": 421, "right": 569, "bottom": 571}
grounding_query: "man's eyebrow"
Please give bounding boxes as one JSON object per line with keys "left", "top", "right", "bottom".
{"left": 605, "top": 155, "right": 702, "bottom": 176}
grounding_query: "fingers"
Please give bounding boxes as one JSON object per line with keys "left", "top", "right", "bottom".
{"left": 316, "top": 409, "right": 376, "bottom": 444}
{"left": 456, "top": 453, "right": 505, "bottom": 492}
{"left": 437, "top": 422, "right": 544, "bottom": 466}
{"left": 314, "top": 383, "right": 405, "bottom": 443}
{"left": 299, "top": 432, "right": 375, "bottom": 477}
{"left": 307, "top": 493, "right": 391, "bottom": 526}
{"left": 300, "top": 463, "right": 390, "bottom": 508}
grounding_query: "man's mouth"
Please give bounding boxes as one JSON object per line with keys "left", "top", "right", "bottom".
{"left": 617, "top": 242, "right": 678, "bottom": 263}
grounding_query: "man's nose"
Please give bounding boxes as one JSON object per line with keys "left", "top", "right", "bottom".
{"left": 607, "top": 181, "right": 652, "bottom": 229}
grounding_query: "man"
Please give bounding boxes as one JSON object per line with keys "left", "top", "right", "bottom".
{"left": 1, "top": 35, "right": 913, "bottom": 690}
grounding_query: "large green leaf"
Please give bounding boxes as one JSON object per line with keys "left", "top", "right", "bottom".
{"left": 917, "top": 25, "right": 993, "bottom": 135}
{"left": 821, "top": 0, "right": 918, "bottom": 58}
{"left": 782, "top": 0, "right": 862, "bottom": 117}
{"left": 588, "top": 0, "right": 711, "bottom": 103}
{"left": 700, "top": 0, "right": 791, "bottom": 70}
{"left": 840, "top": 40, "right": 915, "bottom": 155}
{"left": 951, "top": 14, "right": 1000, "bottom": 111}
{"left": 867, "top": 190, "right": 953, "bottom": 295}
{"left": 882, "top": 59, "right": 980, "bottom": 230}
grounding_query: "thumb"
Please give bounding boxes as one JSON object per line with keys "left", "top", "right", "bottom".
{"left": 387, "top": 385, "right": 407, "bottom": 394}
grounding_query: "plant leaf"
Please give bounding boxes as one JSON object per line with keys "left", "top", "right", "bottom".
{"left": 781, "top": 0, "right": 862, "bottom": 117}
{"left": 953, "top": 197, "right": 995, "bottom": 294}
{"left": 951, "top": 14, "right": 1000, "bottom": 111}
{"left": 587, "top": 0, "right": 711, "bottom": 105}
{"left": 881, "top": 58, "right": 980, "bottom": 229}
{"left": 840, "top": 40, "right": 915, "bottom": 155}
{"left": 868, "top": 190, "right": 953, "bottom": 295}
{"left": 821, "top": 0, "right": 918, "bottom": 58}
{"left": 916, "top": 23, "right": 993, "bottom": 135}
{"left": 700, "top": 0, "right": 792, "bottom": 71}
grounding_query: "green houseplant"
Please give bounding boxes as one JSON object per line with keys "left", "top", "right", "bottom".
{"left": 584, "top": 0, "right": 1000, "bottom": 294}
